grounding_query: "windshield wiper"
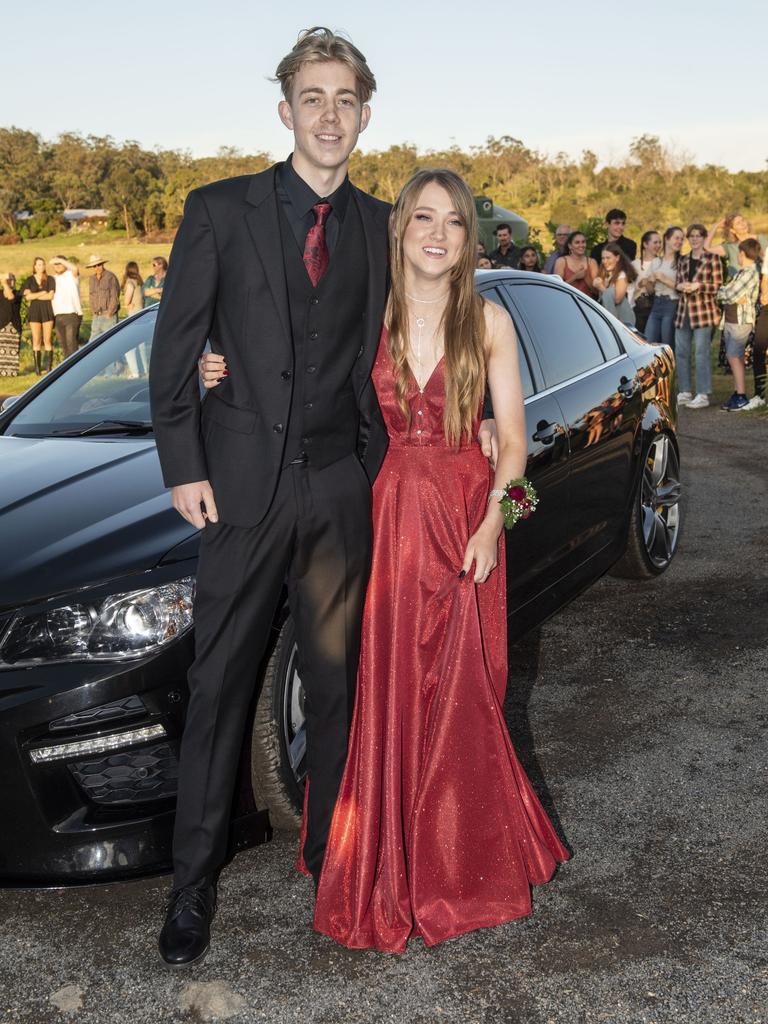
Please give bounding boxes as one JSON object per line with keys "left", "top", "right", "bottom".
{"left": 50, "top": 419, "right": 154, "bottom": 437}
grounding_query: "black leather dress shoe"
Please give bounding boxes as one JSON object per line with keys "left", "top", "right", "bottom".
{"left": 158, "top": 879, "right": 217, "bottom": 968}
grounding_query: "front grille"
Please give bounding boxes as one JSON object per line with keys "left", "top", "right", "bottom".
{"left": 50, "top": 694, "right": 146, "bottom": 732}
{"left": 68, "top": 742, "right": 179, "bottom": 805}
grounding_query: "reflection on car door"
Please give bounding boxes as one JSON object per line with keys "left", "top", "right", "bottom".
{"left": 480, "top": 287, "right": 570, "bottom": 623}
{"left": 506, "top": 282, "right": 642, "bottom": 567}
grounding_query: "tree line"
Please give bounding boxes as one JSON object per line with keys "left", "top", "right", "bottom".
{"left": 1, "top": 128, "right": 766, "bottom": 244}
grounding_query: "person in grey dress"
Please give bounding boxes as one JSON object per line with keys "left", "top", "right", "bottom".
{"left": 593, "top": 243, "right": 637, "bottom": 327}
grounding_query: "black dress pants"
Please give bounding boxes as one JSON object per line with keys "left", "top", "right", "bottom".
{"left": 54, "top": 313, "right": 81, "bottom": 358}
{"left": 172, "top": 453, "right": 372, "bottom": 888}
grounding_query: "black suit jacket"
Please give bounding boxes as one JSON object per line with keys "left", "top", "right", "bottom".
{"left": 149, "top": 163, "right": 391, "bottom": 527}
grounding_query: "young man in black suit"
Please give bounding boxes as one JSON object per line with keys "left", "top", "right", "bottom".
{"left": 149, "top": 27, "right": 391, "bottom": 967}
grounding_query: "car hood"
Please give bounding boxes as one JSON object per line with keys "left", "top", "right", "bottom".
{"left": 0, "top": 435, "right": 197, "bottom": 610}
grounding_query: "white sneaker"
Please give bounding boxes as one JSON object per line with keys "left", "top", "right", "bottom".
{"left": 677, "top": 391, "right": 693, "bottom": 406}
{"left": 743, "top": 395, "right": 766, "bottom": 410}
{"left": 687, "top": 393, "right": 710, "bottom": 409}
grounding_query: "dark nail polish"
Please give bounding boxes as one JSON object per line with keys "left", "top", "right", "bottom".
{"left": 458, "top": 570, "right": 466, "bottom": 579}
{"left": 222, "top": 370, "right": 229, "bottom": 377}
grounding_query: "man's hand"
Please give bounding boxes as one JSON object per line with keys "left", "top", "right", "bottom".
{"left": 172, "top": 481, "right": 218, "bottom": 529}
{"left": 478, "top": 418, "right": 498, "bottom": 469}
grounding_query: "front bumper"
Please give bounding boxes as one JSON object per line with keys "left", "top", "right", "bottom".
{"left": 0, "top": 632, "right": 269, "bottom": 884}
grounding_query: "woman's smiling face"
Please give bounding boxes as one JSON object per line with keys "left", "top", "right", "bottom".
{"left": 402, "top": 181, "right": 467, "bottom": 281}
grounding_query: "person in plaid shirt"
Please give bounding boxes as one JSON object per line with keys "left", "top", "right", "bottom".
{"left": 674, "top": 223, "right": 724, "bottom": 408}
{"left": 716, "top": 238, "right": 762, "bottom": 410}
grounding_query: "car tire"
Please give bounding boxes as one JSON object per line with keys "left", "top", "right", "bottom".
{"left": 611, "top": 431, "right": 682, "bottom": 579}
{"left": 250, "top": 613, "right": 306, "bottom": 830}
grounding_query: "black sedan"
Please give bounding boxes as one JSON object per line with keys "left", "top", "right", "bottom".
{"left": 0, "top": 270, "right": 682, "bottom": 884}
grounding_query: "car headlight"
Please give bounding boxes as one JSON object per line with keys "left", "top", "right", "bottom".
{"left": 0, "top": 577, "right": 195, "bottom": 667}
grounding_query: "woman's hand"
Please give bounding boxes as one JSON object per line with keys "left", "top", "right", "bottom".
{"left": 199, "top": 352, "right": 227, "bottom": 389}
{"left": 460, "top": 522, "right": 500, "bottom": 584}
{"left": 592, "top": 276, "right": 605, "bottom": 292}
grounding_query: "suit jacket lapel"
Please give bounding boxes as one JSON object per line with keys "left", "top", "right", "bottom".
{"left": 243, "top": 165, "right": 292, "bottom": 347}
{"left": 352, "top": 187, "right": 389, "bottom": 397}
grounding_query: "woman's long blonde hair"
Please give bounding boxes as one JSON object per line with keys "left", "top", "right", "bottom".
{"left": 387, "top": 169, "right": 486, "bottom": 447}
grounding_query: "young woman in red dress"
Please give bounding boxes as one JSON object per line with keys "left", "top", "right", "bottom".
{"left": 200, "top": 169, "right": 570, "bottom": 953}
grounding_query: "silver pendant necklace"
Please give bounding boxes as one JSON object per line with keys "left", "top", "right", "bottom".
{"left": 405, "top": 290, "right": 448, "bottom": 305}
{"left": 414, "top": 315, "right": 427, "bottom": 392}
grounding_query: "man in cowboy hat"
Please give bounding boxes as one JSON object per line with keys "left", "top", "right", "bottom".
{"left": 86, "top": 254, "right": 120, "bottom": 339}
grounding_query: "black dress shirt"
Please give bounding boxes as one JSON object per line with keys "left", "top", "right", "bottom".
{"left": 276, "top": 154, "right": 350, "bottom": 256}
{"left": 591, "top": 236, "right": 637, "bottom": 264}
{"left": 489, "top": 244, "right": 520, "bottom": 269}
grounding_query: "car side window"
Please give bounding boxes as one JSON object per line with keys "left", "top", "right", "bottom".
{"left": 575, "top": 299, "right": 623, "bottom": 359}
{"left": 506, "top": 283, "right": 605, "bottom": 389}
{"left": 480, "top": 288, "right": 534, "bottom": 399}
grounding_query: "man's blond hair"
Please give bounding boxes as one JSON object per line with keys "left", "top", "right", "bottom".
{"left": 274, "top": 27, "right": 376, "bottom": 104}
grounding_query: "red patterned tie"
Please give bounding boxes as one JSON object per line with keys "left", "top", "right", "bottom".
{"left": 303, "top": 202, "right": 331, "bottom": 287}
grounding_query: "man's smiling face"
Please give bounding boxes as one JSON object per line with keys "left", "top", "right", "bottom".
{"left": 279, "top": 60, "right": 370, "bottom": 179}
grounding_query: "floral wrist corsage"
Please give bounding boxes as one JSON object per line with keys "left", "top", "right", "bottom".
{"left": 490, "top": 478, "right": 539, "bottom": 529}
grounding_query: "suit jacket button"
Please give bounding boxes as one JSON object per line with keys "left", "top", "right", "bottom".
{"left": 307, "top": 364, "right": 317, "bottom": 374}
{"left": 304, "top": 402, "right": 313, "bottom": 410}
{"left": 281, "top": 370, "right": 292, "bottom": 380}
{"left": 309, "top": 330, "right": 318, "bottom": 340}
{"left": 310, "top": 297, "right": 319, "bottom": 305}
{"left": 273, "top": 423, "right": 283, "bottom": 433}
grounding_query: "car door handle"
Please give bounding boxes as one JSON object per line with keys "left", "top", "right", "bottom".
{"left": 618, "top": 375, "right": 639, "bottom": 398}
{"left": 532, "top": 420, "right": 558, "bottom": 445}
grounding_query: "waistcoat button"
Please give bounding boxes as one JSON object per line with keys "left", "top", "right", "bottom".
{"left": 310, "top": 297, "right": 319, "bottom": 305}
{"left": 273, "top": 423, "right": 283, "bottom": 433}
{"left": 281, "top": 370, "right": 292, "bottom": 380}
{"left": 307, "top": 364, "right": 317, "bottom": 374}
{"left": 309, "top": 331, "right": 318, "bottom": 340}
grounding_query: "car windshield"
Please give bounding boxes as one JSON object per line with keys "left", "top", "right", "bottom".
{"left": 4, "top": 314, "right": 157, "bottom": 438}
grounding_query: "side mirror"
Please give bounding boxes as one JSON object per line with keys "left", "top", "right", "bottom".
{"left": 1, "top": 395, "right": 20, "bottom": 413}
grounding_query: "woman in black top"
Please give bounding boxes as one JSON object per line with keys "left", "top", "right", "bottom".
{"left": 22, "top": 257, "right": 55, "bottom": 374}
{"left": 0, "top": 272, "right": 22, "bottom": 333}
{"left": 518, "top": 245, "right": 542, "bottom": 272}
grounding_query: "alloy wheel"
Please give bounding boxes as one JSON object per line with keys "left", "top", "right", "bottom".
{"left": 282, "top": 643, "right": 307, "bottom": 787}
{"left": 640, "top": 434, "right": 681, "bottom": 568}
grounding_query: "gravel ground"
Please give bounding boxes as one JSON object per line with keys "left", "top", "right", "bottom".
{"left": 1, "top": 405, "right": 766, "bottom": 1024}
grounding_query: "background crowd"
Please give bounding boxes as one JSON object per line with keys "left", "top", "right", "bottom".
{"left": 0, "top": 256, "right": 166, "bottom": 378}
{"left": 481, "top": 210, "right": 768, "bottom": 412}
{"left": 1, "top": 206, "right": 767, "bottom": 415}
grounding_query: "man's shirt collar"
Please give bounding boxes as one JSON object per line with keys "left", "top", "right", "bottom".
{"left": 280, "top": 154, "right": 350, "bottom": 220}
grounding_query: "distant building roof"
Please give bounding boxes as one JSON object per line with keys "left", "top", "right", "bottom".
{"left": 63, "top": 209, "right": 110, "bottom": 222}
{"left": 14, "top": 208, "right": 110, "bottom": 222}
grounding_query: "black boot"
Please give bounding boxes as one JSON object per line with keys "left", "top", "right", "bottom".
{"left": 158, "top": 877, "right": 217, "bottom": 968}
{"left": 34, "top": 351, "right": 42, "bottom": 375}
{"left": 43, "top": 350, "right": 53, "bottom": 373}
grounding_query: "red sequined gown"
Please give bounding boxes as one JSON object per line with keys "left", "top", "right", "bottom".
{"left": 310, "top": 331, "right": 570, "bottom": 952}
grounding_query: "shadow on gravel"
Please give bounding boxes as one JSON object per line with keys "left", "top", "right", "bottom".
{"left": 504, "top": 626, "right": 571, "bottom": 853}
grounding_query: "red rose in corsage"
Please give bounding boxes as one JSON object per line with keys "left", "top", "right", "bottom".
{"left": 498, "top": 477, "right": 539, "bottom": 529}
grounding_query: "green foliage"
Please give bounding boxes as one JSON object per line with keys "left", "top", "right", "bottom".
{"left": 19, "top": 200, "right": 68, "bottom": 239}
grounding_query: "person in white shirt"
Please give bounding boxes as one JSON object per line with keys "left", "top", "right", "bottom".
{"left": 643, "top": 227, "right": 684, "bottom": 348}
{"left": 49, "top": 256, "right": 83, "bottom": 359}
{"left": 631, "top": 230, "right": 661, "bottom": 333}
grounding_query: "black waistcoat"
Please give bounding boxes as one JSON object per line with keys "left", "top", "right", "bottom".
{"left": 278, "top": 194, "right": 369, "bottom": 467}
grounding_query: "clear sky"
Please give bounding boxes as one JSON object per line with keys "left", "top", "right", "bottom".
{"left": 6, "top": 0, "right": 767, "bottom": 172}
